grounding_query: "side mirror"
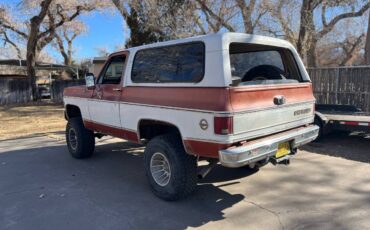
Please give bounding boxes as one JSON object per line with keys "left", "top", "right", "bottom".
{"left": 85, "top": 73, "right": 95, "bottom": 89}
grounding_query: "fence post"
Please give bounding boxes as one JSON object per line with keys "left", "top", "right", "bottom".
{"left": 334, "top": 67, "right": 339, "bottom": 104}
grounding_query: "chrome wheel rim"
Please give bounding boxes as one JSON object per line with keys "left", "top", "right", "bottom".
{"left": 68, "top": 128, "right": 78, "bottom": 151}
{"left": 150, "top": 152, "right": 171, "bottom": 187}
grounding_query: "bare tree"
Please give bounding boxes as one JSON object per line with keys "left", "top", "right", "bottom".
{"left": 55, "top": 21, "right": 86, "bottom": 66}
{"left": 112, "top": 0, "right": 201, "bottom": 46}
{"left": 365, "top": 13, "right": 370, "bottom": 65}
{"left": 112, "top": 0, "right": 165, "bottom": 46}
{"left": 0, "top": 0, "right": 109, "bottom": 100}
{"left": 196, "top": 0, "right": 270, "bottom": 34}
{"left": 0, "top": 5, "right": 23, "bottom": 59}
{"left": 0, "top": 29, "right": 22, "bottom": 59}
{"left": 270, "top": 0, "right": 370, "bottom": 67}
{"left": 339, "top": 34, "right": 366, "bottom": 66}
{"left": 96, "top": 46, "right": 110, "bottom": 57}
{"left": 317, "top": 33, "right": 366, "bottom": 66}
{"left": 196, "top": 0, "right": 237, "bottom": 32}
{"left": 264, "top": 0, "right": 299, "bottom": 43}
{"left": 235, "top": 0, "right": 269, "bottom": 33}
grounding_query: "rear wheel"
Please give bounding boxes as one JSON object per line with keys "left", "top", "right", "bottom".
{"left": 144, "top": 134, "right": 197, "bottom": 201}
{"left": 66, "top": 118, "right": 95, "bottom": 159}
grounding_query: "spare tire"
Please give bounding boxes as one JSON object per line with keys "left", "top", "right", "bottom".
{"left": 242, "top": 65, "right": 286, "bottom": 82}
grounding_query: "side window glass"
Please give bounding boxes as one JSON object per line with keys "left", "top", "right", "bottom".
{"left": 131, "top": 42, "right": 205, "bottom": 83}
{"left": 99, "top": 55, "right": 126, "bottom": 84}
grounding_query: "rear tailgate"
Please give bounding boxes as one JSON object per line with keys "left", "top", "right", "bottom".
{"left": 229, "top": 83, "right": 315, "bottom": 142}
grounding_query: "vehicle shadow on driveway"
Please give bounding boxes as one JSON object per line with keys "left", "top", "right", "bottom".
{"left": 301, "top": 132, "right": 370, "bottom": 163}
{"left": 0, "top": 140, "right": 255, "bottom": 230}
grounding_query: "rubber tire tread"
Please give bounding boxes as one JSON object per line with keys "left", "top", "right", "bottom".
{"left": 144, "top": 134, "right": 197, "bottom": 201}
{"left": 66, "top": 118, "right": 95, "bottom": 159}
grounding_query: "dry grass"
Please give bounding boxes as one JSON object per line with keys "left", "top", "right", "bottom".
{"left": 0, "top": 103, "right": 66, "bottom": 141}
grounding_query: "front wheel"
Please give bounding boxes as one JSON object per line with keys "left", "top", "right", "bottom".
{"left": 66, "top": 118, "right": 95, "bottom": 159}
{"left": 144, "top": 134, "right": 197, "bottom": 201}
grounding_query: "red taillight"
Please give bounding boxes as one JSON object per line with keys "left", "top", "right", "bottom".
{"left": 214, "top": 116, "right": 233, "bottom": 135}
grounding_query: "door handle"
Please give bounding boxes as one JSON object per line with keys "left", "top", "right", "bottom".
{"left": 112, "top": 88, "right": 122, "bottom": 92}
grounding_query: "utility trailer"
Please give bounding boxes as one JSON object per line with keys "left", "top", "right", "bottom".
{"left": 315, "top": 104, "right": 370, "bottom": 138}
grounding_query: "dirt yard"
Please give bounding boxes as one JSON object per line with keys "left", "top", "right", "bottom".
{"left": 0, "top": 103, "right": 66, "bottom": 141}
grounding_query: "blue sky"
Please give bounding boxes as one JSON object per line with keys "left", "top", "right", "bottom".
{"left": 71, "top": 12, "right": 126, "bottom": 60}
{"left": 2, "top": 0, "right": 126, "bottom": 62}
{"left": 2, "top": 0, "right": 368, "bottom": 63}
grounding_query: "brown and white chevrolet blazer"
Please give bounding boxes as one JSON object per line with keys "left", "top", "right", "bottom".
{"left": 63, "top": 33, "right": 319, "bottom": 200}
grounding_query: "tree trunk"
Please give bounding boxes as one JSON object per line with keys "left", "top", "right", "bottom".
{"left": 236, "top": 0, "right": 254, "bottom": 33}
{"left": 297, "top": 0, "right": 317, "bottom": 67}
{"left": 306, "top": 40, "right": 317, "bottom": 67}
{"left": 297, "top": 0, "right": 309, "bottom": 56}
{"left": 365, "top": 14, "right": 370, "bottom": 65}
{"left": 27, "top": 19, "right": 40, "bottom": 101}
{"left": 26, "top": 0, "right": 53, "bottom": 101}
{"left": 67, "top": 40, "right": 72, "bottom": 66}
{"left": 296, "top": 0, "right": 316, "bottom": 67}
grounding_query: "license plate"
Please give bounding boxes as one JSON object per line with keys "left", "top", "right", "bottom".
{"left": 275, "top": 142, "right": 291, "bottom": 158}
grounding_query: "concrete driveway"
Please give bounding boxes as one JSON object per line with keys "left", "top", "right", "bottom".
{"left": 0, "top": 133, "right": 369, "bottom": 230}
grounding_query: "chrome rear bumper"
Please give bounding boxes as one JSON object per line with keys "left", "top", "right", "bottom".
{"left": 219, "top": 125, "right": 319, "bottom": 168}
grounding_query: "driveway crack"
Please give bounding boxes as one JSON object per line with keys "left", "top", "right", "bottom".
{"left": 243, "top": 199, "right": 285, "bottom": 230}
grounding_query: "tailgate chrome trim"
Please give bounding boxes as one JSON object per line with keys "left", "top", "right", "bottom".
{"left": 219, "top": 125, "right": 319, "bottom": 168}
{"left": 231, "top": 100, "right": 315, "bottom": 115}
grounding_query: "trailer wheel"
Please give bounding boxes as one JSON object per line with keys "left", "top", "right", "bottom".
{"left": 144, "top": 134, "right": 197, "bottom": 201}
{"left": 66, "top": 118, "right": 95, "bottom": 159}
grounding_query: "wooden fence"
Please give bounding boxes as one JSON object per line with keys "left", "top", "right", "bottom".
{"left": 50, "top": 79, "right": 85, "bottom": 103}
{"left": 308, "top": 66, "right": 370, "bottom": 112}
{"left": 0, "top": 77, "right": 32, "bottom": 105}
{"left": 1, "top": 67, "right": 369, "bottom": 112}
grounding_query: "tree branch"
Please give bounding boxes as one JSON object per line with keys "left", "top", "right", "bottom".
{"left": 196, "top": 0, "right": 235, "bottom": 32}
{"left": 1, "top": 30, "right": 22, "bottom": 59}
{"left": 37, "top": 10, "right": 56, "bottom": 52}
{"left": 112, "top": 0, "right": 130, "bottom": 20}
{"left": 274, "top": 0, "right": 296, "bottom": 43}
{"left": 318, "top": 2, "right": 370, "bottom": 38}
{"left": 252, "top": 7, "right": 268, "bottom": 32}
{"left": 38, "top": 5, "right": 95, "bottom": 40}
{"left": 321, "top": 2, "right": 327, "bottom": 27}
{"left": 194, "top": 15, "right": 207, "bottom": 34}
{"left": 340, "top": 34, "right": 365, "bottom": 65}
{"left": 0, "top": 23, "right": 28, "bottom": 39}
{"left": 235, "top": 0, "right": 253, "bottom": 33}
{"left": 55, "top": 31, "right": 68, "bottom": 64}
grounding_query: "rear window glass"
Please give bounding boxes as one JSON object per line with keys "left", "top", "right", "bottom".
{"left": 131, "top": 42, "right": 205, "bottom": 83}
{"left": 230, "top": 43, "right": 301, "bottom": 86}
{"left": 231, "top": 51, "right": 284, "bottom": 76}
